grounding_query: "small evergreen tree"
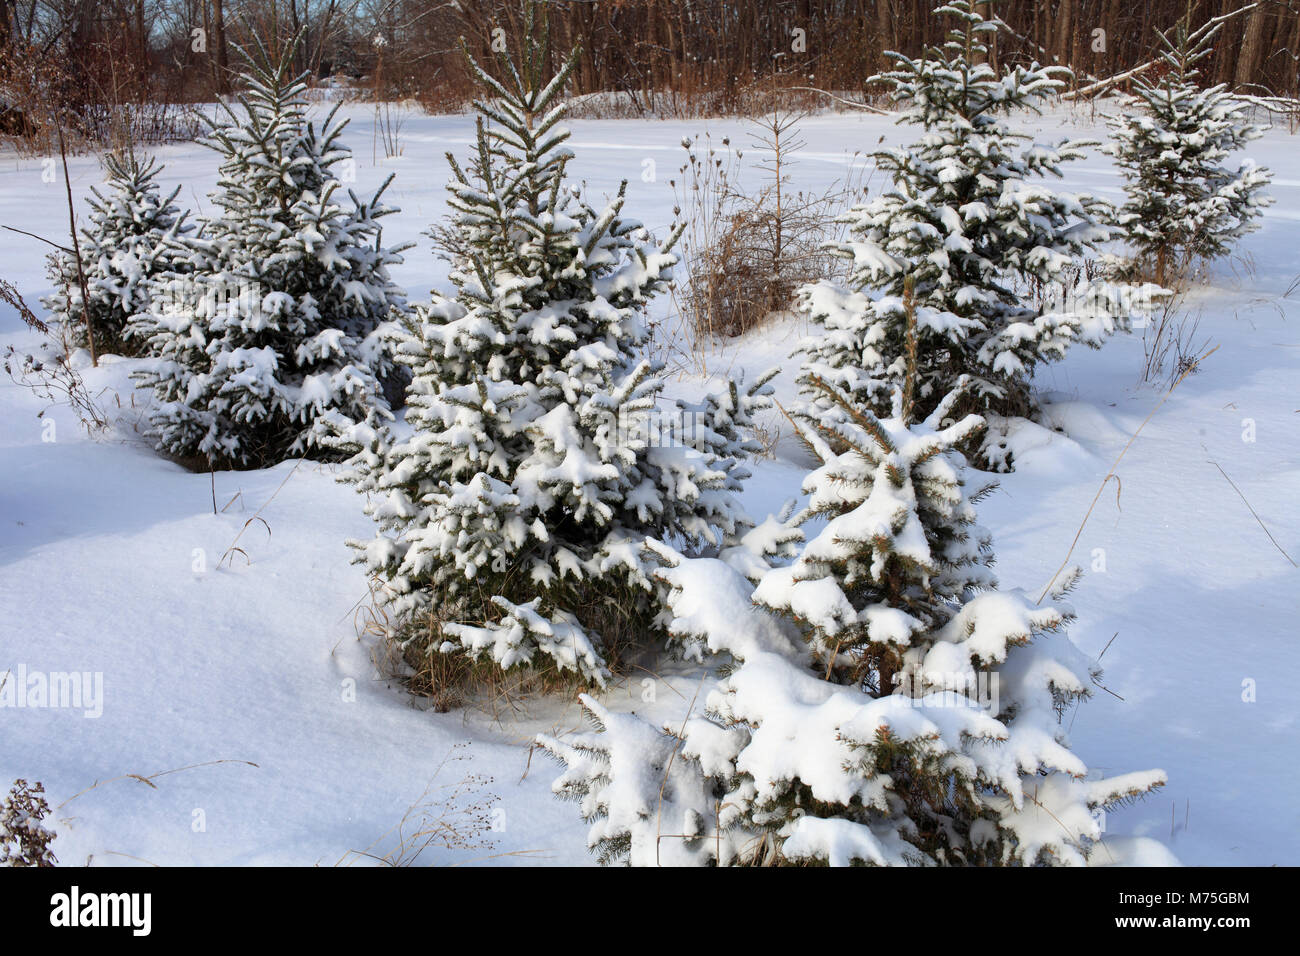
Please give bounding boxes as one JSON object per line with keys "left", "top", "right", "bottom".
{"left": 542, "top": 359, "right": 1167, "bottom": 866}
{"left": 1106, "top": 14, "right": 1273, "bottom": 285}
{"left": 799, "top": 0, "right": 1138, "bottom": 437}
{"left": 335, "top": 2, "right": 772, "bottom": 687}
{"left": 132, "top": 36, "right": 407, "bottom": 469}
{"left": 42, "top": 151, "right": 192, "bottom": 357}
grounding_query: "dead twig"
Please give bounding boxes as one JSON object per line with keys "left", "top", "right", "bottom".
{"left": 0, "top": 224, "right": 73, "bottom": 253}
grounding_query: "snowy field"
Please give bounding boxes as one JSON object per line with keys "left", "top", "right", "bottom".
{"left": 1, "top": 103, "right": 1297, "bottom": 866}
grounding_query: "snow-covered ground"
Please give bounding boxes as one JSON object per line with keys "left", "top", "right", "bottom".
{"left": 1, "top": 103, "right": 1296, "bottom": 866}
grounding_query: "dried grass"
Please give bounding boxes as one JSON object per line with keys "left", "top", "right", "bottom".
{"left": 356, "top": 573, "right": 658, "bottom": 721}
{"left": 664, "top": 97, "right": 871, "bottom": 372}
{"left": 1, "top": 779, "right": 57, "bottom": 867}
{"left": 334, "top": 744, "right": 503, "bottom": 867}
{"left": 1, "top": 277, "right": 109, "bottom": 435}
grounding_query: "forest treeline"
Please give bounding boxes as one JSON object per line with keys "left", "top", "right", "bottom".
{"left": 1, "top": 1, "right": 1297, "bottom": 134}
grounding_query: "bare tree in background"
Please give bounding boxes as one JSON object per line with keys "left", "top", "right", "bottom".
{"left": 3, "top": 1, "right": 1299, "bottom": 133}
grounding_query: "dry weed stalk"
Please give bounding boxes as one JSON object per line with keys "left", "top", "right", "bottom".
{"left": 664, "top": 101, "right": 871, "bottom": 372}
{"left": 1207, "top": 459, "right": 1297, "bottom": 568}
{"left": 1, "top": 277, "right": 109, "bottom": 434}
{"left": 1037, "top": 344, "right": 1220, "bottom": 604}
{"left": 217, "top": 458, "right": 304, "bottom": 568}
{"left": 335, "top": 744, "right": 500, "bottom": 867}
{"left": 1, "top": 780, "right": 57, "bottom": 867}
{"left": 55, "top": 758, "right": 261, "bottom": 813}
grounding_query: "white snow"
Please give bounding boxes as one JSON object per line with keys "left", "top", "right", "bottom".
{"left": 2, "top": 101, "right": 1297, "bottom": 865}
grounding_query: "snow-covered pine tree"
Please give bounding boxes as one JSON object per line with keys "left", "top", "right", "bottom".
{"left": 541, "top": 363, "right": 1169, "bottom": 866}
{"left": 131, "top": 35, "right": 407, "bottom": 469}
{"left": 335, "top": 2, "right": 774, "bottom": 688}
{"left": 1105, "top": 13, "right": 1273, "bottom": 286}
{"left": 799, "top": 0, "right": 1137, "bottom": 436}
{"left": 42, "top": 151, "right": 192, "bottom": 357}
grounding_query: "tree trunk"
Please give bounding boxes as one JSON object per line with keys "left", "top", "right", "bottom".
{"left": 1235, "top": 1, "right": 1269, "bottom": 90}
{"left": 0, "top": 0, "right": 13, "bottom": 51}
{"left": 136, "top": 0, "right": 147, "bottom": 101}
{"left": 213, "top": 0, "right": 229, "bottom": 96}
{"left": 1055, "top": 0, "right": 1074, "bottom": 67}
{"left": 1289, "top": 3, "right": 1300, "bottom": 98}
{"left": 876, "top": 0, "right": 893, "bottom": 60}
